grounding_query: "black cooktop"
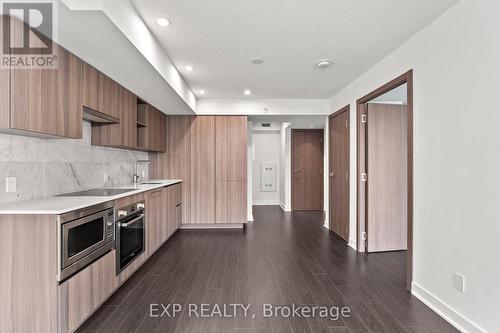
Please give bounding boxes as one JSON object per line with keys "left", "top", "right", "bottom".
{"left": 58, "top": 188, "right": 135, "bottom": 197}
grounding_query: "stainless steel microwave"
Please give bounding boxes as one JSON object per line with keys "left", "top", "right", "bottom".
{"left": 57, "top": 201, "right": 115, "bottom": 281}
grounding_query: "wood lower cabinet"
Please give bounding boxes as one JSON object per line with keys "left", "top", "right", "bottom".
{"left": 58, "top": 251, "right": 117, "bottom": 333}
{"left": 1, "top": 185, "right": 182, "bottom": 333}
{"left": 146, "top": 184, "right": 182, "bottom": 256}
{"left": 174, "top": 183, "right": 183, "bottom": 229}
{"left": 0, "top": 214, "right": 58, "bottom": 333}
{"left": 146, "top": 188, "right": 163, "bottom": 255}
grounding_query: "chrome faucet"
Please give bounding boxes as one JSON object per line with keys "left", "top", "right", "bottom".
{"left": 133, "top": 160, "right": 150, "bottom": 184}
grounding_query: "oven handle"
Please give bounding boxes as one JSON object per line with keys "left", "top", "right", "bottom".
{"left": 118, "top": 214, "right": 144, "bottom": 227}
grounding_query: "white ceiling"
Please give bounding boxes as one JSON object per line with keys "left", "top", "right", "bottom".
{"left": 132, "top": 0, "right": 457, "bottom": 99}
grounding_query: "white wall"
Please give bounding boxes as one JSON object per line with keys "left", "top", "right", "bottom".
{"left": 328, "top": 1, "right": 499, "bottom": 331}
{"left": 279, "top": 123, "right": 292, "bottom": 211}
{"left": 252, "top": 132, "right": 281, "bottom": 205}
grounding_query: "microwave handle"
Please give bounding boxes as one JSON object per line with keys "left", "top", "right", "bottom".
{"left": 118, "top": 214, "right": 144, "bottom": 227}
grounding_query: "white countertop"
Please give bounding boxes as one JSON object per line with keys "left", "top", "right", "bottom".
{"left": 0, "top": 179, "right": 182, "bottom": 215}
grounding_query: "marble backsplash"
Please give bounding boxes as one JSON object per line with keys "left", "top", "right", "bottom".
{"left": 0, "top": 121, "right": 149, "bottom": 204}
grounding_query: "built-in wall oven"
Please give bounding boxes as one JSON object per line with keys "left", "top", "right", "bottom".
{"left": 116, "top": 201, "right": 145, "bottom": 274}
{"left": 58, "top": 201, "right": 115, "bottom": 281}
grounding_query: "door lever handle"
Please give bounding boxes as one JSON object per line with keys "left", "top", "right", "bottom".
{"left": 329, "top": 172, "right": 334, "bottom": 177}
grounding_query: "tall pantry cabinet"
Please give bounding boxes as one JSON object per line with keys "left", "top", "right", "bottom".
{"left": 150, "top": 115, "right": 247, "bottom": 225}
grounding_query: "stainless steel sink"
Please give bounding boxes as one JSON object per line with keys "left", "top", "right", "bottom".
{"left": 140, "top": 181, "right": 164, "bottom": 185}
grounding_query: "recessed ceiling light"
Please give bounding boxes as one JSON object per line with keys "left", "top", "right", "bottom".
{"left": 244, "top": 89, "right": 251, "bottom": 96}
{"left": 309, "top": 125, "right": 315, "bottom": 128}
{"left": 156, "top": 17, "right": 171, "bottom": 27}
{"left": 198, "top": 89, "right": 206, "bottom": 95}
{"left": 251, "top": 58, "right": 264, "bottom": 65}
{"left": 316, "top": 59, "right": 332, "bottom": 69}
{"left": 185, "top": 65, "right": 194, "bottom": 71}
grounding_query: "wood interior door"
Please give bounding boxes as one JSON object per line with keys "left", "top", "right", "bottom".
{"left": 291, "top": 130, "right": 324, "bottom": 211}
{"left": 366, "top": 103, "right": 408, "bottom": 252}
{"left": 329, "top": 109, "right": 350, "bottom": 241}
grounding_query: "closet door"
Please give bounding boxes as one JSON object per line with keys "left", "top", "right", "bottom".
{"left": 190, "top": 116, "right": 216, "bottom": 223}
{"left": 366, "top": 103, "right": 407, "bottom": 252}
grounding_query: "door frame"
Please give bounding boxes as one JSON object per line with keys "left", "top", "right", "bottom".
{"left": 291, "top": 129, "right": 325, "bottom": 211}
{"left": 328, "top": 105, "right": 350, "bottom": 240}
{"left": 356, "top": 70, "right": 413, "bottom": 291}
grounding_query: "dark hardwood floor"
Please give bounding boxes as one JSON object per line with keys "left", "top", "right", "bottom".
{"left": 77, "top": 206, "right": 458, "bottom": 333}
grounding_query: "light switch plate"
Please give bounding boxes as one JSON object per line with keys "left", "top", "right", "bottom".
{"left": 6, "top": 177, "right": 16, "bottom": 193}
{"left": 454, "top": 273, "right": 465, "bottom": 293}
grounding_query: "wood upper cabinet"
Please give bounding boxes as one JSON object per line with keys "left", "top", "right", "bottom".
{"left": 82, "top": 62, "right": 100, "bottom": 112}
{"left": 0, "top": 17, "right": 82, "bottom": 138}
{"left": 138, "top": 104, "right": 166, "bottom": 152}
{"left": 9, "top": 46, "right": 83, "bottom": 138}
{"left": 122, "top": 88, "right": 137, "bottom": 147}
{"left": 82, "top": 64, "right": 124, "bottom": 123}
{"left": 57, "top": 50, "right": 83, "bottom": 138}
{"left": 190, "top": 116, "right": 216, "bottom": 223}
{"left": 98, "top": 73, "right": 121, "bottom": 120}
{"left": 215, "top": 116, "right": 248, "bottom": 181}
{"left": 91, "top": 86, "right": 137, "bottom": 148}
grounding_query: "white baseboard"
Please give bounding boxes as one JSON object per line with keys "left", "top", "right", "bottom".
{"left": 253, "top": 200, "right": 280, "bottom": 206}
{"left": 179, "top": 223, "right": 244, "bottom": 229}
{"left": 279, "top": 202, "right": 291, "bottom": 212}
{"left": 348, "top": 238, "right": 357, "bottom": 250}
{"left": 411, "top": 282, "right": 486, "bottom": 333}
